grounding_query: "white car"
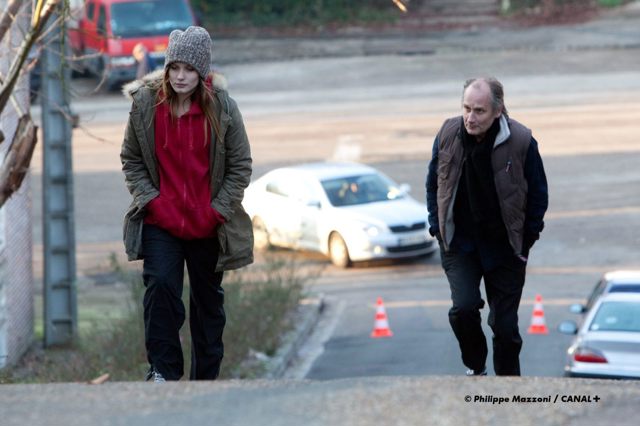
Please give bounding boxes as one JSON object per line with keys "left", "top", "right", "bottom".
{"left": 243, "top": 162, "right": 437, "bottom": 267}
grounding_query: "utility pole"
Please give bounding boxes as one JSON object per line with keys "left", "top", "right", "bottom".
{"left": 40, "top": 6, "right": 77, "bottom": 346}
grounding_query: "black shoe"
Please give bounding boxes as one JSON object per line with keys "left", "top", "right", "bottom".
{"left": 145, "top": 367, "right": 166, "bottom": 383}
{"left": 465, "top": 367, "right": 487, "bottom": 376}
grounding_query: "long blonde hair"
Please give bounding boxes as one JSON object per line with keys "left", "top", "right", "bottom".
{"left": 157, "top": 70, "right": 222, "bottom": 146}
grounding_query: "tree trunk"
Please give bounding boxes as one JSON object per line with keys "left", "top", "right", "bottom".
{"left": 0, "top": 115, "right": 37, "bottom": 208}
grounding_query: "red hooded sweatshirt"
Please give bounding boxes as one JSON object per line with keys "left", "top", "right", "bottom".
{"left": 144, "top": 90, "right": 225, "bottom": 239}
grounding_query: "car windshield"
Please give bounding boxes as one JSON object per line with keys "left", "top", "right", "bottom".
{"left": 110, "top": 0, "right": 193, "bottom": 37}
{"left": 589, "top": 301, "right": 640, "bottom": 332}
{"left": 321, "top": 173, "right": 403, "bottom": 207}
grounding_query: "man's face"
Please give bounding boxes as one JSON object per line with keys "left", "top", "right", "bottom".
{"left": 462, "top": 82, "right": 502, "bottom": 141}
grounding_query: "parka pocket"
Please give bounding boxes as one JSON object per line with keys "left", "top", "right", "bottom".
{"left": 217, "top": 209, "right": 253, "bottom": 258}
{"left": 123, "top": 203, "right": 145, "bottom": 259}
{"left": 217, "top": 225, "right": 228, "bottom": 254}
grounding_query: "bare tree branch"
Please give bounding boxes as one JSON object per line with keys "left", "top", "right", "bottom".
{"left": 0, "top": 0, "right": 60, "bottom": 121}
{"left": 0, "top": 0, "right": 63, "bottom": 207}
{"left": 0, "top": 0, "right": 24, "bottom": 43}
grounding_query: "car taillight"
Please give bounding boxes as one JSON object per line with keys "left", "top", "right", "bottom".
{"left": 573, "top": 347, "right": 608, "bottom": 363}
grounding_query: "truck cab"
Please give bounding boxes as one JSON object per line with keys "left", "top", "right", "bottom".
{"left": 69, "top": 0, "right": 197, "bottom": 89}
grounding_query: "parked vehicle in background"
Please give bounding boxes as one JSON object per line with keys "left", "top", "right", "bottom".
{"left": 68, "top": 0, "right": 197, "bottom": 89}
{"left": 569, "top": 270, "right": 640, "bottom": 314}
{"left": 559, "top": 293, "right": 640, "bottom": 379}
{"left": 242, "top": 162, "right": 437, "bottom": 267}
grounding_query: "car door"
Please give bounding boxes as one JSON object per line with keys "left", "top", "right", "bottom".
{"left": 260, "top": 177, "right": 304, "bottom": 247}
{"left": 290, "top": 178, "right": 323, "bottom": 250}
{"left": 260, "top": 176, "right": 322, "bottom": 250}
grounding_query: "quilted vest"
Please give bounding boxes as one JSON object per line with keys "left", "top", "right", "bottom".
{"left": 436, "top": 115, "right": 531, "bottom": 254}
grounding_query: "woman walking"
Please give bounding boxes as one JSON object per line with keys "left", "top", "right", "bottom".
{"left": 120, "top": 26, "right": 253, "bottom": 382}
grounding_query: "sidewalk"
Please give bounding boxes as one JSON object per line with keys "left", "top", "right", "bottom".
{"left": 1, "top": 376, "right": 639, "bottom": 426}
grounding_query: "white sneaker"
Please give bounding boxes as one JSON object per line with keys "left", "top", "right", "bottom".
{"left": 465, "top": 367, "right": 487, "bottom": 376}
{"left": 145, "top": 368, "right": 166, "bottom": 383}
{"left": 151, "top": 371, "right": 166, "bottom": 383}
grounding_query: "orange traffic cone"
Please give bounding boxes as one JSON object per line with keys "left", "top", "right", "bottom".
{"left": 371, "top": 297, "right": 393, "bottom": 338}
{"left": 527, "top": 294, "right": 549, "bottom": 334}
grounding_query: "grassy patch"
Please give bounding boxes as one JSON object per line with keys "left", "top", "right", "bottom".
{"left": 0, "top": 254, "right": 320, "bottom": 383}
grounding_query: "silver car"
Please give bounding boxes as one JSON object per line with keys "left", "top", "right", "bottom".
{"left": 559, "top": 293, "right": 640, "bottom": 379}
{"left": 242, "top": 162, "right": 437, "bottom": 267}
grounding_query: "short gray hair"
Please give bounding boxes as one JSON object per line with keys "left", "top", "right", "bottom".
{"left": 463, "top": 77, "right": 508, "bottom": 116}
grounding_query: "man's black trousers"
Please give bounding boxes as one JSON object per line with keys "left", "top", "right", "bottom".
{"left": 441, "top": 248, "right": 526, "bottom": 376}
{"left": 142, "top": 225, "right": 225, "bottom": 380}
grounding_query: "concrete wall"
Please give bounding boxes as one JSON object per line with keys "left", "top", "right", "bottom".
{"left": 0, "top": 0, "right": 34, "bottom": 368}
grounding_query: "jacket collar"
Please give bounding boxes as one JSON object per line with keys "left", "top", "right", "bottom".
{"left": 494, "top": 114, "right": 511, "bottom": 148}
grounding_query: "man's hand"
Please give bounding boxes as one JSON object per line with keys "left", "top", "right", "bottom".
{"left": 522, "top": 232, "right": 540, "bottom": 257}
{"left": 430, "top": 228, "right": 443, "bottom": 245}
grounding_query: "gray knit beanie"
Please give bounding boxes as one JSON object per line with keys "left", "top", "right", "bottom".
{"left": 164, "top": 26, "right": 212, "bottom": 80}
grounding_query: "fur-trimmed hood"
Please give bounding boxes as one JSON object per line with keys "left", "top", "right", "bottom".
{"left": 122, "top": 68, "right": 228, "bottom": 100}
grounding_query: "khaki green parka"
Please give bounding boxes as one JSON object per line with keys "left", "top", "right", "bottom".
{"left": 120, "top": 70, "right": 253, "bottom": 271}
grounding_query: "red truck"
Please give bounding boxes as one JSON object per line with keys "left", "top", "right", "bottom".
{"left": 68, "top": 0, "right": 198, "bottom": 89}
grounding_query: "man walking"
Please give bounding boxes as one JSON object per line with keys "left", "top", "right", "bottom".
{"left": 132, "top": 43, "right": 156, "bottom": 80}
{"left": 426, "top": 77, "right": 548, "bottom": 376}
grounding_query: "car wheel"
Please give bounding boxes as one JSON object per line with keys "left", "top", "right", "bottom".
{"left": 329, "top": 232, "right": 351, "bottom": 268}
{"left": 253, "top": 217, "right": 271, "bottom": 251}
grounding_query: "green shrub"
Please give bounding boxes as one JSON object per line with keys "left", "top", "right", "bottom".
{"left": 193, "top": 0, "right": 396, "bottom": 28}
{"left": 221, "top": 255, "right": 321, "bottom": 378}
{"left": 597, "top": 0, "right": 624, "bottom": 7}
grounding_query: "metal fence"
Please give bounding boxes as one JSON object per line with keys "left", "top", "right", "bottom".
{"left": 0, "top": 0, "right": 34, "bottom": 368}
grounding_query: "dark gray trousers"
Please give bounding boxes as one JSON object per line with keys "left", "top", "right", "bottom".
{"left": 142, "top": 225, "right": 225, "bottom": 381}
{"left": 441, "top": 248, "right": 526, "bottom": 375}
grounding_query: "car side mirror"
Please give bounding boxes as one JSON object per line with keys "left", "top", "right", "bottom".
{"left": 569, "top": 304, "right": 586, "bottom": 314}
{"left": 558, "top": 321, "right": 578, "bottom": 335}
